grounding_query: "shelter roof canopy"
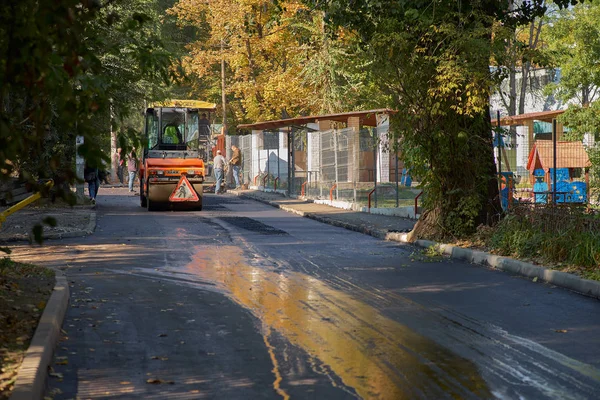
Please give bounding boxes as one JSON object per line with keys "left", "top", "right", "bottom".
{"left": 526, "top": 140, "right": 591, "bottom": 171}
{"left": 498, "top": 109, "right": 564, "bottom": 126}
{"left": 237, "top": 109, "right": 396, "bottom": 131}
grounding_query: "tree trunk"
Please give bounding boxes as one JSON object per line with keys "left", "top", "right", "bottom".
{"left": 110, "top": 104, "right": 119, "bottom": 184}
{"left": 582, "top": 85, "right": 590, "bottom": 106}
{"left": 406, "top": 107, "right": 502, "bottom": 242}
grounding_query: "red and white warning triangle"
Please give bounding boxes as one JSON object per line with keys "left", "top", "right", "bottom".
{"left": 169, "top": 175, "right": 199, "bottom": 202}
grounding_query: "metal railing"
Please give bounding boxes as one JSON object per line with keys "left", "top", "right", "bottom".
{"left": 0, "top": 180, "right": 54, "bottom": 229}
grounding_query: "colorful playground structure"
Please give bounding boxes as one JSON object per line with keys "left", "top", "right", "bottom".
{"left": 500, "top": 139, "right": 590, "bottom": 209}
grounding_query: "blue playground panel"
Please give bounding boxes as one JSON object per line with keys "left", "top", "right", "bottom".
{"left": 567, "top": 181, "right": 587, "bottom": 203}
{"left": 533, "top": 180, "right": 587, "bottom": 204}
{"left": 549, "top": 168, "right": 569, "bottom": 182}
{"left": 531, "top": 168, "right": 586, "bottom": 204}
{"left": 534, "top": 179, "right": 548, "bottom": 204}
{"left": 551, "top": 180, "right": 571, "bottom": 203}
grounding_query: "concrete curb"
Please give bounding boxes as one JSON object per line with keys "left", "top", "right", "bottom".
{"left": 0, "top": 212, "right": 96, "bottom": 243}
{"left": 414, "top": 241, "right": 600, "bottom": 299}
{"left": 10, "top": 271, "right": 70, "bottom": 400}
{"left": 237, "top": 191, "right": 600, "bottom": 300}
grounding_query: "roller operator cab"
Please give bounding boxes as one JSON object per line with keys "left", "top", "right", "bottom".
{"left": 140, "top": 100, "right": 216, "bottom": 211}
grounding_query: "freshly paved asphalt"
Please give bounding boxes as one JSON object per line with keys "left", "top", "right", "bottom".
{"left": 8, "top": 188, "right": 600, "bottom": 399}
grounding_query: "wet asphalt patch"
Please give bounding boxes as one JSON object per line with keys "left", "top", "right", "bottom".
{"left": 218, "top": 216, "right": 288, "bottom": 235}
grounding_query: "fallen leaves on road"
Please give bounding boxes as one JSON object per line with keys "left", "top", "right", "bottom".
{"left": 555, "top": 329, "right": 568, "bottom": 333}
{"left": 48, "top": 369, "right": 64, "bottom": 381}
{"left": 55, "top": 356, "right": 69, "bottom": 366}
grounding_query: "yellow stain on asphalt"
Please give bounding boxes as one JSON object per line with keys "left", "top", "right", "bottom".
{"left": 187, "top": 246, "right": 490, "bottom": 399}
{"left": 263, "top": 326, "right": 290, "bottom": 400}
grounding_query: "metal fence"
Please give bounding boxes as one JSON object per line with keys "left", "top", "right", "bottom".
{"left": 495, "top": 118, "right": 596, "bottom": 210}
{"left": 229, "top": 116, "right": 598, "bottom": 220}
{"left": 229, "top": 125, "right": 421, "bottom": 214}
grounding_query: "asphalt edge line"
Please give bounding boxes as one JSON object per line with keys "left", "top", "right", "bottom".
{"left": 237, "top": 192, "right": 600, "bottom": 300}
{"left": 10, "top": 271, "right": 70, "bottom": 400}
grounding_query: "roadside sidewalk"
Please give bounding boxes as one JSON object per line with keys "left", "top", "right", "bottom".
{"left": 0, "top": 205, "right": 96, "bottom": 243}
{"left": 231, "top": 189, "right": 600, "bottom": 300}
{"left": 1, "top": 201, "right": 93, "bottom": 399}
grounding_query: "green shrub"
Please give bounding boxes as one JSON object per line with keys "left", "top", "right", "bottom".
{"left": 490, "top": 210, "right": 600, "bottom": 271}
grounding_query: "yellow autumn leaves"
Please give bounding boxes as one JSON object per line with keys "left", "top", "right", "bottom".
{"left": 169, "top": 0, "right": 324, "bottom": 122}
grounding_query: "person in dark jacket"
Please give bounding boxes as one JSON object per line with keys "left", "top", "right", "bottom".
{"left": 228, "top": 145, "right": 242, "bottom": 189}
{"left": 84, "top": 164, "right": 99, "bottom": 204}
{"left": 116, "top": 148, "right": 124, "bottom": 186}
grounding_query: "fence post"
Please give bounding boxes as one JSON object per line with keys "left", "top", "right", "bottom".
{"left": 267, "top": 143, "right": 270, "bottom": 189}
{"left": 257, "top": 135, "right": 261, "bottom": 187}
{"left": 552, "top": 118, "right": 557, "bottom": 205}
{"left": 373, "top": 128, "right": 378, "bottom": 208}
{"left": 497, "top": 111, "right": 502, "bottom": 190}
{"left": 334, "top": 130, "right": 339, "bottom": 200}
{"left": 351, "top": 128, "right": 357, "bottom": 206}
{"left": 289, "top": 128, "right": 295, "bottom": 195}
{"left": 319, "top": 131, "right": 323, "bottom": 199}
{"left": 240, "top": 136, "right": 244, "bottom": 185}
{"left": 395, "top": 145, "right": 399, "bottom": 208}
{"left": 287, "top": 129, "right": 291, "bottom": 194}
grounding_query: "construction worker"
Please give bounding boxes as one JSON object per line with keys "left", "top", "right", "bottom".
{"left": 163, "top": 125, "right": 181, "bottom": 144}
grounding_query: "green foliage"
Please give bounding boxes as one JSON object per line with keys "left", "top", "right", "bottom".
{"left": 542, "top": 1, "right": 600, "bottom": 206}
{"left": 559, "top": 103, "right": 600, "bottom": 142}
{"left": 422, "top": 245, "right": 444, "bottom": 261}
{"left": 299, "top": 21, "right": 387, "bottom": 114}
{"left": 0, "top": 0, "right": 172, "bottom": 191}
{"left": 490, "top": 212, "right": 600, "bottom": 269}
{"left": 587, "top": 145, "right": 600, "bottom": 203}
{"left": 0, "top": 257, "right": 54, "bottom": 277}
{"left": 543, "top": 0, "right": 600, "bottom": 106}
{"left": 305, "top": 0, "right": 581, "bottom": 238}
{"left": 379, "top": 11, "right": 499, "bottom": 237}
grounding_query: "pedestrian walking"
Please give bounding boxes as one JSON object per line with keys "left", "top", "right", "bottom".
{"left": 127, "top": 148, "right": 138, "bottom": 193}
{"left": 84, "top": 163, "right": 99, "bottom": 204}
{"left": 229, "top": 144, "right": 242, "bottom": 189}
{"left": 116, "top": 148, "right": 124, "bottom": 186}
{"left": 213, "top": 150, "right": 226, "bottom": 194}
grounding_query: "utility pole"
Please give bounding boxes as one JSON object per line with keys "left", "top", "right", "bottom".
{"left": 221, "top": 39, "right": 227, "bottom": 134}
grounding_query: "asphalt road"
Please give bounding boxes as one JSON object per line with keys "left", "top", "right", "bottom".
{"left": 10, "top": 189, "right": 600, "bottom": 399}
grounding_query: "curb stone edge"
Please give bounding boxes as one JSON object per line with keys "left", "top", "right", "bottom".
{"left": 10, "top": 271, "right": 70, "bottom": 400}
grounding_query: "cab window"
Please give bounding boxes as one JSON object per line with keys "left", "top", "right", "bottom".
{"left": 146, "top": 111, "right": 159, "bottom": 150}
